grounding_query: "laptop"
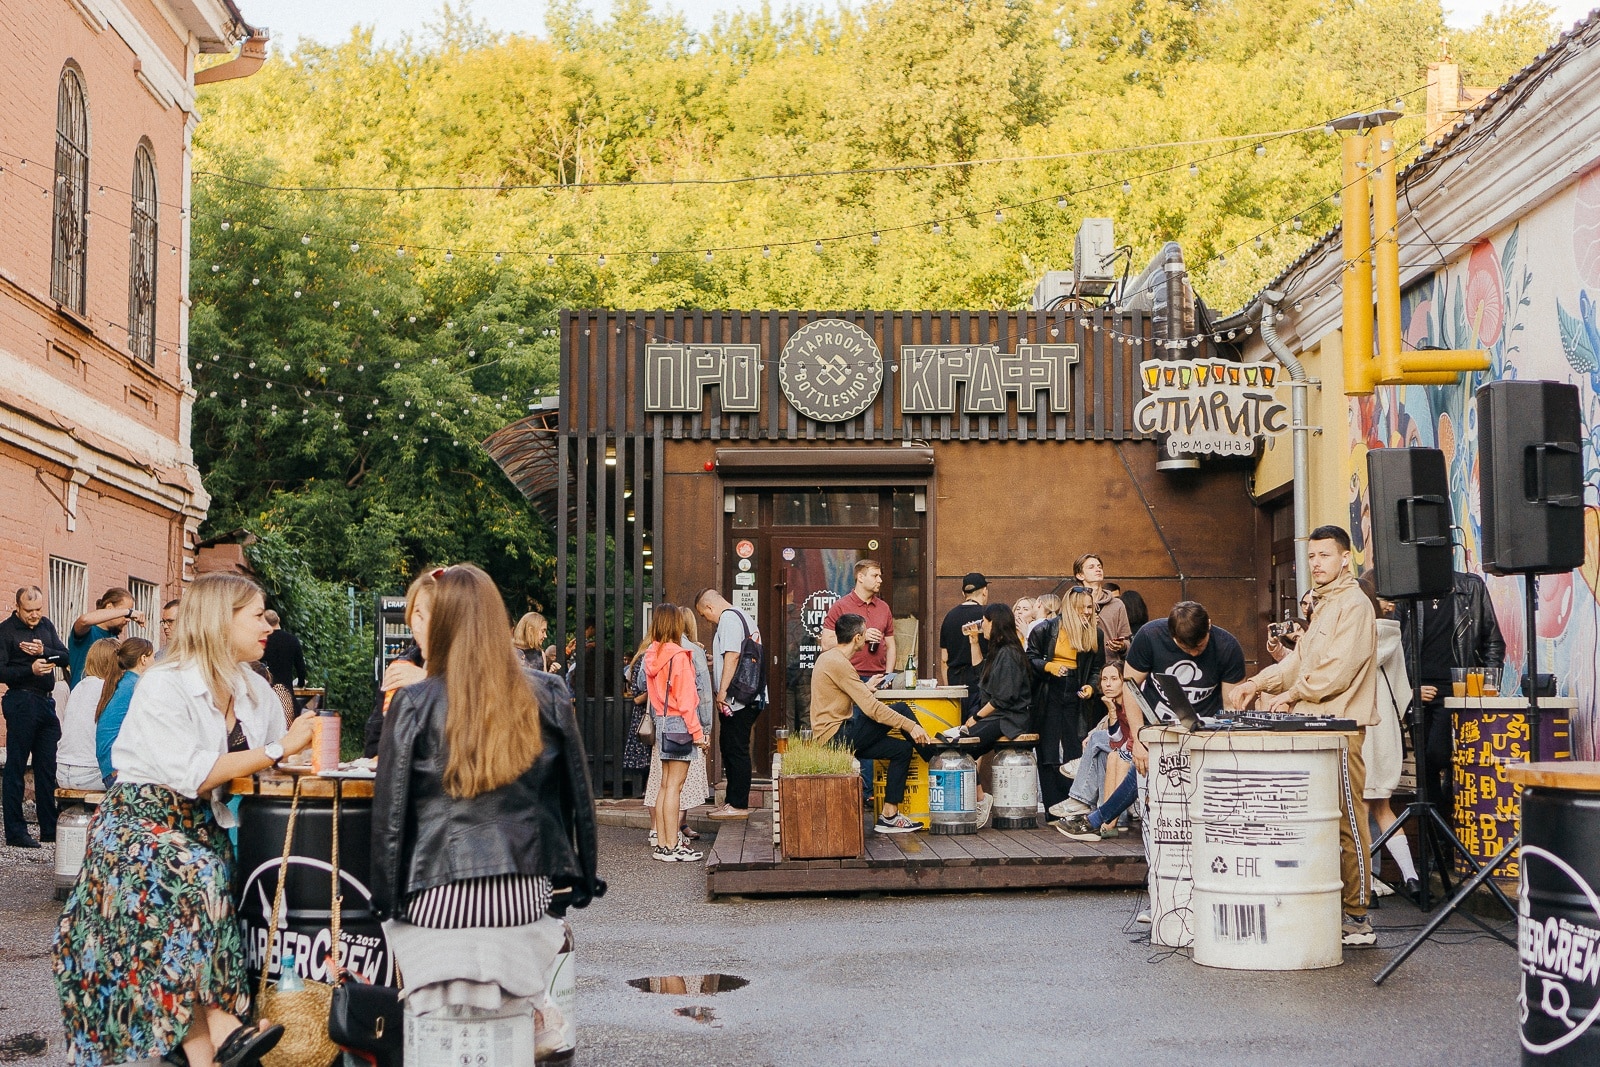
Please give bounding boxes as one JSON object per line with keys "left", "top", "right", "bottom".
{"left": 1149, "top": 673, "right": 1234, "bottom": 733}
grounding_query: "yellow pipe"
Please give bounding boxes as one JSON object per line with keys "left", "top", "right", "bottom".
{"left": 1395, "top": 371, "right": 1463, "bottom": 385}
{"left": 1398, "top": 351, "right": 1493, "bottom": 374}
{"left": 1340, "top": 134, "right": 1375, "bottom": 396}
{"left": 1372, "top": 125, "right": 1404, "bottom": 384}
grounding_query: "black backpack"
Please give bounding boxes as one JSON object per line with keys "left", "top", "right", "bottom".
{"left": 723, "top": 609, "right": 766, "bottom": 707}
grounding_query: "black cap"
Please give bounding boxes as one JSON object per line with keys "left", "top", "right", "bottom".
{"left": 962, "top": 572, "right": 988, "bottom": 593}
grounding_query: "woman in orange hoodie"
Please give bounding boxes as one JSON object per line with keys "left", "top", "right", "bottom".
{"left": 644, "top": 605, "right": 708, "bottom": 862}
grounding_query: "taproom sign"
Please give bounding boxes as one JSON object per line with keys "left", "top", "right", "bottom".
{"left": 1133, "top": 359, "right": 1289, "bottom": 458}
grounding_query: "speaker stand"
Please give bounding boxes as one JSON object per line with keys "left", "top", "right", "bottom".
{"left": 1369, "top": 595, "right": 1518, "bottom": 986}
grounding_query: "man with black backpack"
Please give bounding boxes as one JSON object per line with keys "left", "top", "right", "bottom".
{"left": 695, "top": 588, "right": 765, "bottom": 820}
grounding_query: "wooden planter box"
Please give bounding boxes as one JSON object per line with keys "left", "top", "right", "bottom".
{"left": 779, "top": 773, "right": 864, "bottom": 860}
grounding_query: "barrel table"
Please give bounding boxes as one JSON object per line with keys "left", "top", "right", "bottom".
{"left": 230, "top": 770, "right": 396, "bottom": 989}
{"left": 1448, "top": 697, "right": 1575, "bottom": 881}
{"left": 1506, "top": 762, "right": 1600, "bottom": 1066}
{"left": 867, "top": 687, "right": 967, "bottom": 827}
{"left": 1139, "top": 726, "right": 1351, "bottom": 968}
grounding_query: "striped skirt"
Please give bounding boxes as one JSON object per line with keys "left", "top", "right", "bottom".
{"left": 52, "top": 783, "right": 249, "bottom": 1067}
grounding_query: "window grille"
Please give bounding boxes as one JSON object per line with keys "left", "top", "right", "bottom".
{"left": 128, "top": 144, "right": 157, "bottom": 364}
{"left": 127, "top": 577, "right": 159, "bottom": 641}
{"left": 48, "top": 557, "right": 88, "bottom": 635}
{"left": 51, "top": 66, "right": 90, "bottom": 314}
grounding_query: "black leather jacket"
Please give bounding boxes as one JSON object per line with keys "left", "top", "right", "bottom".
{"left": 1394, "top": 571, "right": 1506, "bottom": 672}
{"left": 371, "top": 668, "right": 603, "bottom": 920}
{"left": 1024, "top": 617, "right": 1106, "bottom": 700}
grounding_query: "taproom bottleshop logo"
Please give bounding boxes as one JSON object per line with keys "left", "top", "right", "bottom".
{"left": 1133, "top": 359, "right": 1289, "bottom": 458}
{"left": 779, "top": 320, "right": 884, "bottom": 422}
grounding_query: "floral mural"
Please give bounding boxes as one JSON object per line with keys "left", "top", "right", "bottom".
{"left": 1349, "top": 163, "right": 1600, "bottom": 758}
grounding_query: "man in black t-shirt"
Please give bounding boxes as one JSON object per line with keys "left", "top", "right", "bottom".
{"left": 1124, "top": 601, "right": 1246, "bottom": 719}
{"left": 939, "top": 572, "right": 990, "bottom": 714}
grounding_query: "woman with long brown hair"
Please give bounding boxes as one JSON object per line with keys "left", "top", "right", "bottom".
{"left": 54, "top": 573, "right": 315, "bottom": 1067}
{"left": 1025, "top": 585, "right": 1106, "bottom": 818}
{"left": 371, "top": 564, "right": 601, "bottom": 1058}
{"left": 642, "top": 604, "right": 709, "bottom": 862}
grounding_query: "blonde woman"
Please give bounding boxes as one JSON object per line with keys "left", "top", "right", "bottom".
{"left": 54, "top": 573, "right": 316, "bottom": 1067}
{"left": 1029, "top": 594, "right": 1060, "bottom": 638}
{"left": 1012, "top": 597, "right": 1038, "bottom": 635}
{"left": 372, "top": 565, "right": 601, "bottom": 1058}
{"left": 513, "top": 611, "right": 559, "bottom": 672}
{"left": 1024, "top": 586, "right": 1105, "bottom": 816}
{"left": 55, "top": 638, "right": 118, "bottom": 791}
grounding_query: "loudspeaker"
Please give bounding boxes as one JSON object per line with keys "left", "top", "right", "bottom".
{"left": 1477, "top": 381, "right": 1585, "bottom": 575}
{"left": 1367, "top": 447, "right": 1454, "bottom": 599}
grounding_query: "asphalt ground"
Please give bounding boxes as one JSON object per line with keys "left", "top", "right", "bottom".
{"left": 2, "top": 821, "right": 1519, "bottom": 1066}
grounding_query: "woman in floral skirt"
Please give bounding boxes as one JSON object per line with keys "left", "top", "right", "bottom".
{"left": 53, "top": 573, "right": 315, "bottom": 1067}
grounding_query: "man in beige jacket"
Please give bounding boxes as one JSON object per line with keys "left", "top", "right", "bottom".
{"left": 1233, "top": 524, "right": 1379, "bottom": 947}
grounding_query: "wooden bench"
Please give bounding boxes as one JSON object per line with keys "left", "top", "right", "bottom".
{"left": 54, "top": 788, "right": 105, "bottom": 806}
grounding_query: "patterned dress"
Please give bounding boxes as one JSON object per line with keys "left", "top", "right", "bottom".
{"left": 52, "top": 782, "right": 250, "bottom": 1066}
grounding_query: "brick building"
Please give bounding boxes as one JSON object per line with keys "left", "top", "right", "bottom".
{"left": 0, "top": 0, "right": 264, "bottom": 637}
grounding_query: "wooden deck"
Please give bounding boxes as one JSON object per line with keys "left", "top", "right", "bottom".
{"left": 705, "top": 811, "right": 1148, "bottom": 898}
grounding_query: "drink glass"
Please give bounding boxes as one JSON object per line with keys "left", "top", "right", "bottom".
{"left": 798, "top": 728, "right": 813, "bottom": 743}
{"left": 1481, "top": 668, "right": 1500, "bottom": 697}
{"left": 1451, "top": 668, "right": 1468, "bottom": 698}
{"left": 774, "top": 728, "right": 789, "bottom": 754}
{"left": 1465, "top": 668, "right": 1484, "bottom": 698}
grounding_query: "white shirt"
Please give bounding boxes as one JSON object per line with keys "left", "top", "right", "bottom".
{"left": 111, "top": 662, "right": 286, "bottom": 827}
{"left": 57, "top": 677, "right": 104, "bottom": 769}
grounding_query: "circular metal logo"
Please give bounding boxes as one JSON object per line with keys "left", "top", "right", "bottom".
{"left": 801, "top": 590, "right": 839, "bottom": 637}
{"left": 778, "top": 320, "right": 883, "bottom": 422}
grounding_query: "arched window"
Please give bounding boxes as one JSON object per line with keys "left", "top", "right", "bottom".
{"left": 128, "top": 143, "right": 158, "bottom": 363}
{"left": 51, "top": 65, "right": 90, "bottom": 314}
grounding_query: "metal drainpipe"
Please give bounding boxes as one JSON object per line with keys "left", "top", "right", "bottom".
{"left": 1258, "top": 288, "right": 1311, "bottom": 603}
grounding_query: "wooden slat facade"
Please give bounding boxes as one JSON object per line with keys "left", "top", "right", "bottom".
{"left": 502, "top": 309, "right": 1247, "bottom": 798}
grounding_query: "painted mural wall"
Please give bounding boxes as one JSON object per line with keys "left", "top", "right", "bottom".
{"left": 1347, "top": 163, "right": 1600, "bottom": 759}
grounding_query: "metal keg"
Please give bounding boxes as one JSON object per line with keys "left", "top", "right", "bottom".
{"left": 53, "top": 805, "right": 93, "bottom": 900}
{"left": 927, "top": 747, "right": 978, "bottom": 835}
{"left": 990, "top": 743, "right": 1040, "bottom": 830}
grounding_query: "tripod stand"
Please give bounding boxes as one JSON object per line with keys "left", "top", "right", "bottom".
{"left": 1371, "top": 580, "right": 1541, "bottom": 985}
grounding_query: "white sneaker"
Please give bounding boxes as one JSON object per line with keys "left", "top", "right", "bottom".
{"left": 1047, "top": 797, "right": 1092, "bottom": 819}
{"left": 1372, "top": 877, "right": 1395, "bottom": 898}
{"left": 975, "top": 795, "right": 993, "bottom": 829}
{"left": 1136, "top": 910, "right": 1152, "bottom": 924}
{"left": 1060, "top": 758, "right": 1080, "bottom": 780}
{"left": 648, "top": 829, "right": 658, "bottom": 845}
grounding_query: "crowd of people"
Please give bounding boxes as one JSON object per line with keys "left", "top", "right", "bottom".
{"left": 5, "top": 564, "right": 601, "bottom": 1067}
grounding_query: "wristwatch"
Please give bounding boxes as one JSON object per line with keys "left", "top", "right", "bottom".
{"left": 264, "top": 741, "right": 284, "bottom": 766}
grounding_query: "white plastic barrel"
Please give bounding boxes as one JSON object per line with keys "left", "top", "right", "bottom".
{"left": 1191, "top": 734, "right": 1346, "bottom": 970}
{"left": 990, "top": 745, "right": 1039, "bottom": 830}
{"left": 404, "top": 1000, "right": 536, "bottom": 1067}
{"left": 1140, "top": 727, "right": 1208, "bottom": 948}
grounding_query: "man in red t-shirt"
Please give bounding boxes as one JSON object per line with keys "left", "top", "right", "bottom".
{"left": 821, "top": 559, "right": 895, "bottom": 685}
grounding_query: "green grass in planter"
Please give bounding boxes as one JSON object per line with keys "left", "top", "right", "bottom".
{"left": 778, "top": 737, "right": 856, "bottom": 776}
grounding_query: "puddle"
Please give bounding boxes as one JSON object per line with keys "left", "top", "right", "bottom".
{"left": 628, "top": 974, "right": 749, "bottom": 995}
{"left": 675, "top": 1006, "right": 717, "bottom": 1023}
{"left": 0, "top": 1033, "right": 48, "bottom": 1062}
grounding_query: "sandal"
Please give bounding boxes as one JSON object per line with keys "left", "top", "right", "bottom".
{"left": 679, "top": 825, "right": 701, "bottom": 840}
{"left": 215, "top": 1022, "right": 285, "bottom": 1067}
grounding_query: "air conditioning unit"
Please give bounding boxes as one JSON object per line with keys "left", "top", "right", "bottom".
{"left": 1030, "top": 271, "right": 1075, "bottom": 311}
{"left": 1073, "top": 218, "right": 1117, "bottom": 297}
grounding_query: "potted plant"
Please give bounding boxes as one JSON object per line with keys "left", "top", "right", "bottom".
{"left": 777, "top": 737, "right": 864, "bottom": 861}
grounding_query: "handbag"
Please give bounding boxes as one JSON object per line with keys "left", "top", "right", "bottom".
{"left": 323, "top": 782, "right": 404, "bottom": 1067}
{"left": 635, "top": 707, "right": 657, "bottom": 745}
{"left": 258, "top": 778, "right": 342, "bottom": 1067}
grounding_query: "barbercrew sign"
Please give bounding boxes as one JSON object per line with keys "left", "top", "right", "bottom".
{"left": 1133, "top": 359, "right": 1289, "bottom": 458}
{"left": 643, "top": 318, "right": 1081, "bottom": 420}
